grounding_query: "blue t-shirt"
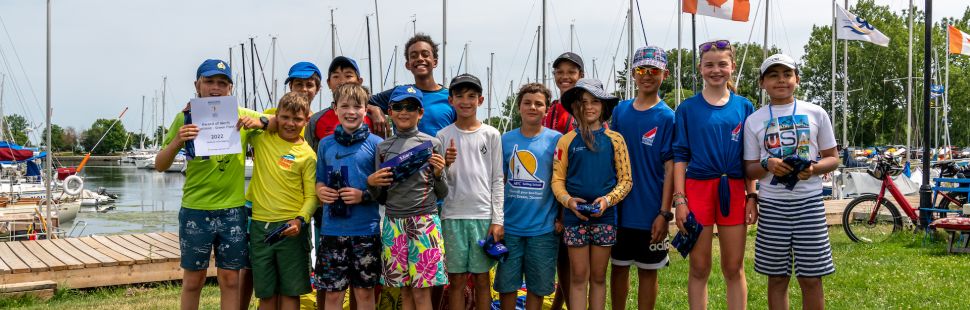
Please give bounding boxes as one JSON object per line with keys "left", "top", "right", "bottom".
{"left": 315, "top": 132, "right": 384, "bottom": 236}
{"left": 611, "top": 99, "right": 675, "bottom": 230}
{"left": 369, "top": 85, "right": 456, "bottom": 137}
{"left": 672, "top": 93, "right": 754, "bottom": 180}
{"left": 502, "top": 128, "right": 561, "bottom": 236}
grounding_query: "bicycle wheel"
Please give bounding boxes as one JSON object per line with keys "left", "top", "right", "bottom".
{"left": 842, "top": 194, "right": 903, "bottom": 243}
{"left": 936, "top": 192, "right": 967, "bottom": 216}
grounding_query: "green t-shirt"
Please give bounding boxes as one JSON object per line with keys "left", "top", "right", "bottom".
{"left": 163, "top": 106, "right": 262, "bottom": 210}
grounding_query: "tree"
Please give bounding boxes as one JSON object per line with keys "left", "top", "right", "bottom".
{"left": 40, "top": 124, "right": 68, "bottom": 151}
{"left": 2, "top": 114, "right": 30, "bottom": 146}
{"left": 486, "top": 95, "right": 520, "bottom": 133}
{"left": 81, "top": 119, "right": 127, "bottom": 155}
{"left": 63, "top": 127, "right": 80, "bottom": 153}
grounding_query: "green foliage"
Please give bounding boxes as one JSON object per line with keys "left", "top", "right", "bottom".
{"left": 2, "top": 114, "right": 30, "bottom": 146}
{"left": 800, "top": 0, "right": 970, "bottom": 147}
{"left": 40, "top": 124, "right": 69, "bottom": 151}
{"left": 488, "top": 95, "right": 520, "bottom": 133}
{"left": 81, "top": 119, "right": 128, "bottom": 155}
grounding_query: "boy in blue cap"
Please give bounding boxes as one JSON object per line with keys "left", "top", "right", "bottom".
{"left": 156, "top": 59, "right": 273, "bottom": 310}
{"left": 369, "top": 34, "right": 456, "bottom": 137}
{"left": 368, "top": 85, "right": 449, "bottom": 310}
{"left": 608, "top": 46, "right": 676, "bottom": 310}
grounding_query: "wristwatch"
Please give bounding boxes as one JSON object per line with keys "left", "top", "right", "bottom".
{"left": 746, "top": 193, "right": 759, "bottom": 201}
{"left": 760, "top": 158, "right": 770, "bottom": 170}
{"left": 362, "top": 190, "right": 373, "bottom": 203}
{"left": 259, "top": 116, "right": 270, "bottom": 130}
{"left": 660, "top": 210, "right": 674, "bottom": 222}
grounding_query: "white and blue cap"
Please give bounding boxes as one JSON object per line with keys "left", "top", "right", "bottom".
{"left": 632, "top": 46, "right": 668, "bottom": 70}
{"left": 759, "top": 53, "right": 799, "bottom": 77}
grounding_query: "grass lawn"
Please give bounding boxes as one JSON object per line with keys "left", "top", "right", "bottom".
{"left": 2, "top": 228, "right": 968, "bottom": 309}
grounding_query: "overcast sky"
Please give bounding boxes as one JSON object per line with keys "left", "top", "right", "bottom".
{"left": 0, "top": 0, "right": 965, "bottom": 142}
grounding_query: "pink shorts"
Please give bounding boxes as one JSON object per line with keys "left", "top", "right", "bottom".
{"left": 685, "top": 178, "right": 746, "bottom": 227}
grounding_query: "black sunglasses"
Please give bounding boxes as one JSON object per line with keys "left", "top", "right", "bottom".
{"left": 699, "top": 40, "right": 731, "bottom": 52}
{"left": 390, "top": 101, "right": 421, "bottom": 112}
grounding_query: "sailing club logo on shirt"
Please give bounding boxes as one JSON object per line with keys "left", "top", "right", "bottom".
{"left": 277, "top": 154, "right": 296, "bottom": 169}
{"left": 731, "top": 121, "right": 743, "bottom": 142}
{"left": 642, "top": 127, "right": 658, "bottom": 146}
{"left": 508, "top": 145, "right": 544, "bottom": 189}
{"left": 480, "top": 144, "right": 488, "bottom": 155}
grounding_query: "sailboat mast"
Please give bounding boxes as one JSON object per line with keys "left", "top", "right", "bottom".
{"left": 677, "top": 0, "right": 682, "bottom": 107}
{"left": 140, "top": 95, "right": 145, "bottom": 150}
{"left": 919, "top": 0, "right": 932, "bottom": 221}
{"left": 271, "top": 36, "right": 277, "bottom": 103}
{"left": 628, "top": 0, "right": 634, "bottom": 99}
{"left": 331, "top": 9, "right": 337, "bottom": 60}
{"left": 45, "top": 0, "right": 53, "bottom": 229}
{"left": 374, "top": 0, "right": 384, "bottom": 91}
{"left": 541, "top": 0, "right": 547, "bottom": 89}
{"left": 842, "top": 0, "right": 849, "bottom": 146}
{"left": 488, "top": 52, "right": 494, "bottom": 121}
{"left": 393, "top": 45, "right": 399, "bottom": 85}
{"left": 761, "top": 0, "right": 769, "bottom": 107}
{"left": 442, "top": 0, "right": 448, "bottom": 85}
{"left": 906, "top": 0, "right": 913, "bottom": 162}
{"left": 367, "top": 16, "right": 376, "bottom": 92}
{"left": 831, "top": 0, "right": 837, "bottom": 146}
{"left": 161, "top": 76, "right": 167, "bottom": 138}
{"left": 240, "top": 42, "right": 248, "bottom": 107}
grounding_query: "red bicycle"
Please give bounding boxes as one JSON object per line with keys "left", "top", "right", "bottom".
{"left": 841, "top": 151, "right": 966, "bottom": 243}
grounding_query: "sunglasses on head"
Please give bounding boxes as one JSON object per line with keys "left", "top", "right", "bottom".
{"left": 699, "top": 40, "right": 731, "bottom": 52}
{"left": 634, "top": 66, "right": 664, "bottom": 76}
{"left": 390, "top": 101, "right": 421, "bottom": 112}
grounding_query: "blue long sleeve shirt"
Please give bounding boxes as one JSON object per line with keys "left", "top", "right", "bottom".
{"left": 672, "top": 93, "right": 754, "bottom": 180}
{"left": 315, "top": 132, "right": 384, "bottom": 236}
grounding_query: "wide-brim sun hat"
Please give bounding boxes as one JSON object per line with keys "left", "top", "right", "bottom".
{"left": 561, "top": 78, "right": 619, "bottom": 121}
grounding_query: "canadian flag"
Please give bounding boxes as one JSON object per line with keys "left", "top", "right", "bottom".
{"left": 683, "top": 0, "right": 751, "bottom": 22}
{"left": 948, "top": 25, "right": 970, "bottom": 56}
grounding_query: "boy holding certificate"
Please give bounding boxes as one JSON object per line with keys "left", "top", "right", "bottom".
{"left": 156, "top": 59, "right": 270, "bottom": 310}
{"left": 238, "top": 91, "right": 318, "bottom": 309}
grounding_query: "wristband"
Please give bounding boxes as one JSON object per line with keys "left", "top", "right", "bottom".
{"left": 295, "top": 216, "right": 306, "bottom": 226}
{"left": 761, "top": 158, "right": 769, "bottom": 170}
{"left": 745, "top": 193, "right": 759, "bottom": 201}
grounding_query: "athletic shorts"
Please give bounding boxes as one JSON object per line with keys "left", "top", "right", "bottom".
{"left": 314, "top": 235, "right": 382, "bottom": 291}
{"left": 685, "top": 178, "right": 746, "bottom": 227}
{"left": 442, "top": 219, "right": 495, "bottom": 274}
{"left": 494, "top": 232, "right": 559, "bottom": 296}
{"left": 754, "top": 196, "right": 835, "bottom": 278}
{"left": 563, "top": 223, "right": 616, "bottom": 247}
{"left": 178, "top": 206, "right": 249, "bottom": 270}
{"left": 249, "top": 219, "right": 312, "bottom": 298}
{"left": 611, "top": 227, "right": 670, "bottom": 270}
{"left": 380, "top": 214, "right": 449, "bottom": 288}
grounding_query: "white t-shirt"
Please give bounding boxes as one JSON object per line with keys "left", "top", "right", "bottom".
{"left": 436, "top": 123, "right": 505, "bottom": 225}
{"left": 743, "top": 100, "right": 837, "bottom": 198}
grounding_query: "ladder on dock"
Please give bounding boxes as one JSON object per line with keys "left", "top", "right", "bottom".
{"left": 0, "top": 232, "right": 216, "bottom": 289}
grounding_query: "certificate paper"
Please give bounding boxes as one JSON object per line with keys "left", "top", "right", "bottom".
{"left": 189, "top": 96, "right": 242, "bottom": 157}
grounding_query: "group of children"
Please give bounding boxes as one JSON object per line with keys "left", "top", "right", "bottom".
{"left": 159, "top": 33, "right": 839, "bottom": 310}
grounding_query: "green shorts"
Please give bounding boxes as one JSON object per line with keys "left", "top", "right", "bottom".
{"left": 442, "top": 219, "right": 495, "bottom": 274}
{"left": 249, "top": 219, "right": 312, "bottom": 298}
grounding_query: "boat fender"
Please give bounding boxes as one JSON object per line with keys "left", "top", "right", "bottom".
{"left": 63, "top": 175, "right": 84, "bottom": 195}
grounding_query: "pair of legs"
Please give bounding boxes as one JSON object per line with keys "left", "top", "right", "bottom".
{"left": 566, "top": 245, "right": 611, "bottom": 310}
{"left": 687, "top": 224, "right": 747, "bottom": 310}
{"left": 550, "top": 242, "right": 570, "bottom": 310}
{"left": 240, "top": 268, "right": 253, "bottom": 309}
{"left": 257, "top": 295, "right": 299, "bottom": 310}
{"left": 181, "top": 268, "right": 241, "bottom": 310}
{"left": 401, "top": 287, "right": 434, "bottom": 310}
{"left": 767, "top": 276, "right": 824, "bottom": 310}
{"left": 499, "top": 292, "right": 544, "bottom": 310}
{"left": 324, "top": 287, "right": 376, "bottom": 310}
{"left": 447, "top": 273, "right": 491, "bottom": 310}
{"left": 610, "top": 266, "right": 658, "bottom": 310}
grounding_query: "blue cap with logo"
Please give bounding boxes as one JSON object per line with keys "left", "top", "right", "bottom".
{"left": 285, "top": 62, "right": 322, "bottom": 84}
{"left": 390, "top": 85, "right": 424, "bottom": 105}
{"left": 196, "top": 59, "right": 233, "bottom": 83}
{"left": 632, "top": 46, "right": 668, "bottom": 70}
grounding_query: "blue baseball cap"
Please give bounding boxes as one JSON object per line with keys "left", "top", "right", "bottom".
{"left": 389, "top": 85, "right": 423, "bottom": 105}
{"left": 633, "top": 46, "right": 668, "bottom": 70}
{"left": 328, "top": 56, "right": 361, "bottom": 76}
{"left": 196, "top": 59, "right": 233, "bottom": 83}
{"left": 285, "top": 62, "right": 322, "bottom": 84}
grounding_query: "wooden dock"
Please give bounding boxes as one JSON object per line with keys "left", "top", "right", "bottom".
{"left": 0, "top": 233, "right": 216, "bottom": 290}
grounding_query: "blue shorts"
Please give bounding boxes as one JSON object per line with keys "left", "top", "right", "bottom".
{"left": 178, "top": 206, "right": 249, "bottom": 270}
{"left": 494, "top": 232, "right": 559, "bottom": 296}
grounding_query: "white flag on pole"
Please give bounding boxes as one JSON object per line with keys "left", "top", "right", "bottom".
{"left": 835, "top": 4, "right": 890, "bottom": 47}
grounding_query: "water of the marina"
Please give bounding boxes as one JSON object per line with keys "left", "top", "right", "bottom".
{"left": 68, "top": 164, "right": 190, "bottom": 236}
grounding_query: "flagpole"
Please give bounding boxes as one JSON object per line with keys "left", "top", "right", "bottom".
{"left": 831, "top": 0, "right": 837, "bottom": 146}
{"left": 919, "top": 0, "right": 933, "bottom": 228}
{"left": 906, "top": 0, "right": 913, "bottom": 164}
{"left": 761, "top": 0, "right": 769, "bottom": 107}
{"left": 691, "top": 14, "right": 697, "bottom": 93}
{"left": 944, "top": 23, "right": 951, "bottom": 154}
{"left": 842, "top": 0, "right": 849, "bottom": 147}
{"left": 628, "top": 0, "right": 634, "bottom": 100}
{"left": 676, "top": 0, "right": 682, "bottom": 107}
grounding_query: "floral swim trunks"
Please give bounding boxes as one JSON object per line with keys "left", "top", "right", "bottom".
{"left": 563, "top": 223, "right": 616, "bottom": 247}
{"left": 380, "top": 213, "right": 449, "bottom": 288}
